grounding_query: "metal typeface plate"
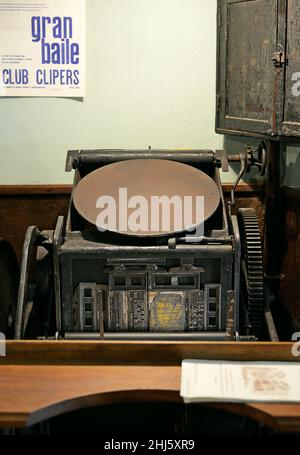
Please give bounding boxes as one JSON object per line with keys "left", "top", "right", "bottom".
{"left": 73, "top": 159, "right": 221, "bottom": 237}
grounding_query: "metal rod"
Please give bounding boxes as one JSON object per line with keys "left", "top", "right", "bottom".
{"left": 68, "top": 149, "right": 216, "bottom": 170}
{"left": 228, "top": 154, "right": 241, "bottom": 162}
{"left": 264, "top": 306, "right": 279, "bottom": 342}
{"left": 64, "top": 332, "right": 229, "bottom": 341}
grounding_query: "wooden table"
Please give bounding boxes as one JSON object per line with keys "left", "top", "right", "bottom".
{"left": 0, "top": 341, "right": 300, "bottom": 433}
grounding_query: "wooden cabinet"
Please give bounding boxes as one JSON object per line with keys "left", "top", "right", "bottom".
{"left": 282, "top": 0, "right": 300, "bottom": 136}
{"left": 216, "top": 0, "right": 300, "bottom": 139}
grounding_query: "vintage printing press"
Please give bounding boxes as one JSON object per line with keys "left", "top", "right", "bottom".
{"left": 13, "top": 147, "right": 272, "bottom": 341}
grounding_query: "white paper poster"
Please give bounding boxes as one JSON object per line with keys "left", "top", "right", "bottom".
{"left": 0, "top": 0, "right": 85, "bottom": 97}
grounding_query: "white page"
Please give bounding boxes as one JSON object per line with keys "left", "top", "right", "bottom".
{"left": 181, "top": 360, "right": 300, "bottom": 403}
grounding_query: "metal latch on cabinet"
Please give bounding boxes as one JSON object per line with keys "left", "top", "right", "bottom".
{"left": 272, "top": 52, "right": 286, "bottom": 71}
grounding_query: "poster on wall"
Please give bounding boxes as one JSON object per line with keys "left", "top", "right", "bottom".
{"left": 0, "top": 0, "right": 85, "bottom": 97}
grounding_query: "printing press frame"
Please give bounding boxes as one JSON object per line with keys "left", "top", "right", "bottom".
{"left": 14, "top": 148, "right": 270, "bottom": 342}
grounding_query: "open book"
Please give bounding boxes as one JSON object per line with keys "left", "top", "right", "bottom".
{"left": 181, "top": 360, "right": 300, "bottom": 404}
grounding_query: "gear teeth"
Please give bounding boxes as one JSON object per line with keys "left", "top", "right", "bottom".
{"left": 238, "top": 208, "right": 264, "bottom": 339}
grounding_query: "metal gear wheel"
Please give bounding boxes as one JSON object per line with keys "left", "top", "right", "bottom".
{"left": 238, "top": 208, "right": 264, "bottom": 339}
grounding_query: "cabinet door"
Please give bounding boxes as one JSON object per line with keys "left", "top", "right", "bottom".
{"left": 282, "top": 0, "right": 300, "bottom": 137}
{"left": 216, "top": 0, "right": 284, "bottom": 138}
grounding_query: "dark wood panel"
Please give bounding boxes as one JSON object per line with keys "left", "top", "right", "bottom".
{"left": 280, "top": 193, "right": 300, "bottom": 331}
{"left": 282, "top": 0, "right": 300, "bottom": 136}
{"left": 0, "top": 185, "right": 72, "bottom": 196}
{"left": 216, "top": 0, "right": 281, "bottom": 137}
{"left": 3, "top": 340, "right": 297, "bottom": 366}
{"left": 0, "top": 188, "right": 70, "bottom": 260}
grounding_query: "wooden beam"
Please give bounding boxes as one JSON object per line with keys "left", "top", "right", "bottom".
{"left": 0, "top": 183, "right": 264, "bottom": 197}
{"left": 0, "top": 185, "right": 72, "bottom": 196}
{"left": 3, "top": 340, "right": 297, "bottom": 366}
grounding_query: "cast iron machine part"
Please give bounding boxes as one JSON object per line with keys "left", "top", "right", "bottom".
{"left": 237, "top": 209, "right": 264, "bottom": 340}
{"left": 14, "top": 147, "right": 270, "bottom": 342}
